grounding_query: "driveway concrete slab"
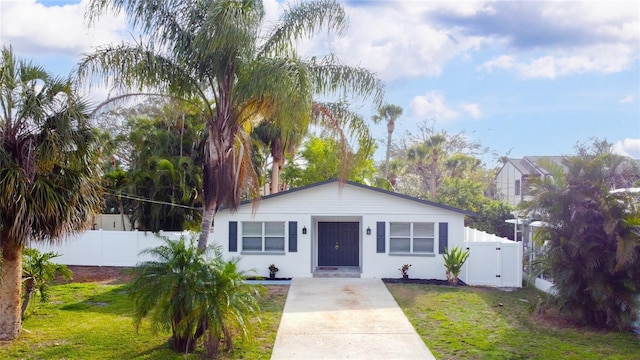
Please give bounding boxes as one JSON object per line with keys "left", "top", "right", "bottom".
{"left": 271, "top": 278, "right": 435, "bottom": 360}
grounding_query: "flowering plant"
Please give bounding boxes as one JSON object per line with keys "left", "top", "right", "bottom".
{"left": 399, "top": 264, "right": 412, "bottom": 276}
{"left": 268, "top": 264, "right": 279, "bottom": 274}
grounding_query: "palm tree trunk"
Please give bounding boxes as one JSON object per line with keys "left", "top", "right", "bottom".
{"left": 384, "top": 121, "right": 394, "bottom": 179}
{"left": 198, "top": 141, "right": 217, "bottom": 250}
{"left": 270, "top": 162, "right": 280, "bottom": 194}
{"left": 430, "top": 158, "right": 437, "bottom": 199}
{"left": 270, "top": 139, "right": 285, "bottom": 194}
{"left": 198, "top": 205, "right": 216, "bottom": 250}
{"left": 21, "top": 278, "right": 35, "bottom": 319}
{"left": 0, "top": 245, "right": 23, "bottom": 340}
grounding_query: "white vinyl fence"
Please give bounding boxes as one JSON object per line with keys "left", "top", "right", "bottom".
{"left": 30, "top": 230, "right": 183, "bottom": 267}
{"left": 32, "top": 228, "right": 523, "bottom": 287}
{"left": 462, "top": 227, "right": 523, "bottom": 287}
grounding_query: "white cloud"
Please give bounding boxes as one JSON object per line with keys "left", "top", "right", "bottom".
{"left": 481, "top": 55, "right": 515, "bottom": 72}
{"left": 294, "top": 2, "right": 489, "bottom": 82}
{"left": 0, "top": 0, "right": 128, "bottom": 57}
{"left": 461, "top": 103, "right": 483, "bottom": 119}
{"left": 410, "top": 92, "right": 459, "bottom": 121}
{"left": 619, "top": 95, "right": 634, "bottom": 104}
{"left": 613, "top": 138, "right": 640, "bottom": 159}
{"left": 481, "top": 43, "right": 635, "bottom": 79}
{"left": 518, "top": 44, "right": 634, "bottom": 79}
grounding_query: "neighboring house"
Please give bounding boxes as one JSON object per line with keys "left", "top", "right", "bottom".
{"left": 211, "top": 179, "right": 472, "bottom": 280}
{"left": 92, "top": 213, "right": 132, "bottom": 231}
{"left": 495, "top": 156, "right": 564, "bottom": 208}
{"left": 497, "top": 156, "right": 640, "bottom": 209}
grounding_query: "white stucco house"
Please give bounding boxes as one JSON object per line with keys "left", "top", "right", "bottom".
{"left": 211, "top": 179, "right": 473, "bottom": 280}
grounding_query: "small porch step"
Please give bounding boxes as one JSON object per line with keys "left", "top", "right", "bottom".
{"left": 313, "top": 266, "right": 361, "bottom": 278}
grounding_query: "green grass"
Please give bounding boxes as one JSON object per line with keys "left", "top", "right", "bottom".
{"left": 0, "top": 282, "right": 287, "bottom": 359}
{"left": 3, "top": 281, "right": 639, "bottom": 359}
{"left": 386, "top": 283, "right": 640, "bottom": 359}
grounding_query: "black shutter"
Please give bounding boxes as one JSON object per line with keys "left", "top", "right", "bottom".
{"left": 289, "top": 221, "right": 298, "bottom": 252}
{"left": 376, "top": 221, "right": 385, "bottom": 253}
{"left": 438, "top": 222, "right": 448, "bottom": 254}
{"left": 229, "top": 221, "right": 238, "bottom": 252}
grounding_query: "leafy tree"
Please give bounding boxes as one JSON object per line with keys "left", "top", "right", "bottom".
{"left": 284, "top": 136, "right": 378, "bottom": 187}
{"left": 81, "top": 0, "right": 382, "bottom": 249}
{"left": 372, "top": 104, "right": 403, "bottom": 180}
{"left": 125, "top": 105, "right": 204, "bottom": 231}
{"left": 96, "top": 100, "right": 204, "bottom": 231}
{"left": 0, "top": 47, "right": 102, "bottom": 340}
{"left": 524, "top": 149, "right": 640, "bottom": 330}
{"left": 254, "top": 101, "right": 374, "bottom": 194}
{"left": 436, "top": 177, "right": 514, "bottom": 238}
{"left": 129, "top": 235, "right": 263, "bottom": 356}
{"left": 21, "top": 248, "right": 72, "bottom": 319}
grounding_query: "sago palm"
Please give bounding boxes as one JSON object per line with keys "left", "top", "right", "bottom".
{"left": 81, "top": 0, "right": 383, "bottom": 248}
{"left": 0, "top": 46, "right": 102, "bottom": 340}
{"left": 129, "top": 235, "right": 262, "bottom": 355}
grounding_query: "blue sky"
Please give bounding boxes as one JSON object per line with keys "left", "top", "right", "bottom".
{"left": 1, "top": 0, "right": 638, "bottom": 166}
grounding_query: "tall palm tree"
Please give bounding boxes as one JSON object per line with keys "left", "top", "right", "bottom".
{"left": 372, "top": 104, "right": 403, "bottom": 179}
{"left": 0, "top": 47, "right": 102, "bottom": 340}
{"left": 81, "top": 0, "right": 382, "bottom": 248}
{"left": 406, "top": 134, "right": 447, "bottom": 199}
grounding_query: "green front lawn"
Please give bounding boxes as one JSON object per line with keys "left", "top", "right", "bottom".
{"left": 2, "top": 281, "right": 639, "bottom": 359}
{"left": 0, "top": 282, "right": 287, "bottom": 359}
{"left": 386, "top": 283, "right": 640, "bottom": 359}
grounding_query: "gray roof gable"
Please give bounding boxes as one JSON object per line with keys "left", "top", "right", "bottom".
{"left": 504, "top": 156, "right": 565, "bottom": 177}
{"left": 238, "top": 178, "right": 475, "bottom": 216}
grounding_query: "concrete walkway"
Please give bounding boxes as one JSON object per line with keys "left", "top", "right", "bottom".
{"left": 271, "top": 278, "right": 436, "bottom": 360}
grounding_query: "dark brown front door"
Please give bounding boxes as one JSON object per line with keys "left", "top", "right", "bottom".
{"left": 318, "top": 222, "right": 359, "bottom": 266}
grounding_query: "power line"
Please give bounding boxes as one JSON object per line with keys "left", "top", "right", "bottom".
{"left": 105, "top": 191, "right": 201, "bottom": 210}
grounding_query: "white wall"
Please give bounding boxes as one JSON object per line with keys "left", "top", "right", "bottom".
{"left": 495, "top": 161, "right": 522, "bottom": 208}
{"left": 30, "top": 230, "right": 183, "bottom": 267}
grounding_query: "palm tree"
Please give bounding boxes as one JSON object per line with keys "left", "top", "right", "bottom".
{"left": 251, "top": 121, "right": 294, "bottom": 194}
{"left": 424, "top": 134, "right": 447, "bottom": 199}
{"left": 129, "top": 235, "right": 262, "bottom": 356}
{"left": 81, "top": 0, "right": 382, "bottom": 249}
{"left": 0, "top": 47, "right": 102, "bottom": 340}
{"left": 372, "top": 104, "right": 403, "bottom": 179}
{"left": 524, "top": 152, "right": 640, "bottom": 330}
{"left": 21, "top": 248, "right": 72, "bottom": 319}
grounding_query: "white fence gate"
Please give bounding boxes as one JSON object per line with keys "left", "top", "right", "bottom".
{"left": 462, "top": 227, "right": 523, "bottom": 287}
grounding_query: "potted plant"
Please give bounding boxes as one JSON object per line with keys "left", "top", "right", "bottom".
{"left": 268, "top": 264, "right": 279, "bottom": 279}
{"left": 442, "top": 246, "right": 470, "bottom": 285}
{"left": 399, "top": 264, "right": 412, "bottom": 280}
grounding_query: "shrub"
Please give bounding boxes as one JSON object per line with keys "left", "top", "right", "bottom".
{"left": 442, "top": 246, "right": 470, "bottom": 285}
{"left": 129, "top": 235, "right": 263, "bottom": 356}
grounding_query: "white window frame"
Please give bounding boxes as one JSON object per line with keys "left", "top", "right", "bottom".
{"left": 389, "top": 222, "right": 435, "bottom": 255}
{"left": 241, "top": 221, "right": 285, "bottom": 253}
